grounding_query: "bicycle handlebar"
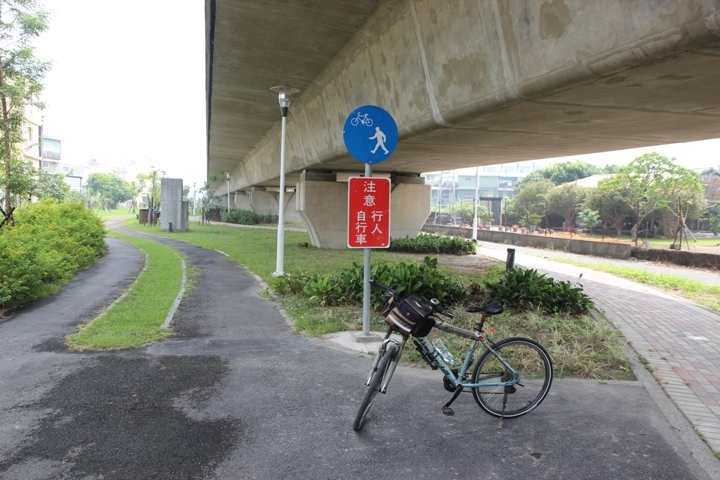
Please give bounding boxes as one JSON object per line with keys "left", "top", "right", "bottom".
{"left": 369, "top": 278, "right": 454, "bottom": 319}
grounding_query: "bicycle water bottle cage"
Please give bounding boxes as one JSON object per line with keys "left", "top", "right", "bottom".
{"left": 465, "top": 302, "right": 503, "bottom": 316}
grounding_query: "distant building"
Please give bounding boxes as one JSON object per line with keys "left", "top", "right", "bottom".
{"left": 40, "top": 136, "right": 62, "bottom": 174}
{"left": 699, "top": 167, "right": 720, "bottom": 201}
{"left": 422, "top": 162, "right": 545, "bottom": 225}
{"left": 22, "top": 107, "right": 42, "bottom": 171}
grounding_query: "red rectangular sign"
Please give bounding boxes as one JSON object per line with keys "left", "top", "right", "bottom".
{"left": 347, "top": 177, "right": 391, "bottom": 248}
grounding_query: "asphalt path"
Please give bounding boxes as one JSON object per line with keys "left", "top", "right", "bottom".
{"left": 0, "top": 227, "right": 716, "bottom": 479}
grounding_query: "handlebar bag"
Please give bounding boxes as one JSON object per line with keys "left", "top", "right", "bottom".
{"left": 382, "top": 293, "right": 435, "bottom": 337}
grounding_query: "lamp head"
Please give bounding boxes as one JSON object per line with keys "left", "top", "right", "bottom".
{"left": 270, "top": 85, "right": 299, "bottom": 117}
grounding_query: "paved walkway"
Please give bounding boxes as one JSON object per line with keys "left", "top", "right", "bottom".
{"left": 191, "top": 218, "right": 720, "bottom": 455}
{"left": 475, "top": 243, "right": 720, "bottom": 454}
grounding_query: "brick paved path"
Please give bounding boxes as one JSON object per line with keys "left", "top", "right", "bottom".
{"left": 477, "top": 246, "right": 720, "bottom": 453}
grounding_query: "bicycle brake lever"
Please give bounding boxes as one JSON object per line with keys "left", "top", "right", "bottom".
{"left": 430, "top": 298, "right": 454, "bottom": 318}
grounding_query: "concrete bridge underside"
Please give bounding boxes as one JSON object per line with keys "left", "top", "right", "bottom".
{"left": 206, "top": 0, "right": 720, "bottom": 248}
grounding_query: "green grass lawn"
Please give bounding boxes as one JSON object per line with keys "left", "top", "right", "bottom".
{"left": 66, "top": 230, "right": 186, "bottom": 350}
{"left": 551, "top": 257, "right": 720, "bottom": 312}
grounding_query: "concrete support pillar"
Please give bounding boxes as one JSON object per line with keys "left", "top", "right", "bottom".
{"left": 235, "top": 191, "right": 252, "bottom": 210}
{"left": 250, "top": 187, "right": 301, "bottom": 223}
{"left": 390, "top": 176, "right": 432, "bottom": 240}
{"left": 160, "top": 178, "right": 188, "bottom": 232}
{"left": 296, "top": 171, "right": 431, "bottom": 249}
{"left": 296, "top": 171, "right": 347, "bottom": 249}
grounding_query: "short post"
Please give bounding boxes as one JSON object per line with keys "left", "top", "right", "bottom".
{"left": 169, "top": 222, "right": 173, "bottom": 232}
{"left": 506, "top": 248, "right": 515, "bottom": 271}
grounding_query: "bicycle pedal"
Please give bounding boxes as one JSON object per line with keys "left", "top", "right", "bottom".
{"left": 441, "top": 406, "right": 455, "bottom": 416}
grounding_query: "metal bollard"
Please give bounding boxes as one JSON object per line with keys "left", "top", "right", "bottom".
{"left": 169, "top": 222, "right": 173, "bottom": 232}
{"left": 506, "top": 248, "right": 515, "bottom": 271}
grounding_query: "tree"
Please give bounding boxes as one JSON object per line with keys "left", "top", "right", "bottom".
{"left": 512, "top": 179, "right": 554, "bottom": 229}
{"left": 546, "top": 183, "right": 589, "bottom": 231}
{"left": 448, "top": 199, "right": 473, "bottom": 224}
{"left": 601, "top": 152, "right": 703, "bottom": 243}
{"left": 0, "top": 0, "right": 50, "bottom": 225}
{"left": 86, "top": 172, "right": 133, "bottom": 209}
{"left": 197, "top": 180, "right": 216, "bottom": 225}
{"left": 514, "top": 160, "right": 601, "bottom": 193}
{"left": 30, "top": 169, "right": 70, "bottom": 201}
{"left": 584, "top": 183, "right": 633, "bottom": 235}
{"left": 137, "top": 166, "right": 164, "bottom": 225}
{"left": 706, "top": 201, "right": 720, "bottom": 235}
{"left": 654, "top": 188, "right": 706, "bottom": 242}
{"left": 577, "top": 208, "right": 601, "bottom": 234}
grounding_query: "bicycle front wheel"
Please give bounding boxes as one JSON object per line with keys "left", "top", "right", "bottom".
{"left": 471, "top": 337, "right": 552, "bottom": 418}
{"left": 353, "top": 343, "right": 397, "bottom": 432}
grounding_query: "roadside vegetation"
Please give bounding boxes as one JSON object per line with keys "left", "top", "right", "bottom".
{"left": 66, "top": 231, "right": 185, "bottom": 350}
{"left": 550, "top": 258, "right": 720, "bottom": 313}
{"left": 0, "top": 201, "right": 106, "bottom": 314}
{"left": 389, "top": 233, "right": 476, "bottom": 255}
{"left": 120, "top": 220, "right": 632, "bottom": 380}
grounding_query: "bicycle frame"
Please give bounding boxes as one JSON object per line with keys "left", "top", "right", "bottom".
{"left": 365, "top": 319, "right": 520, "bottom": 396}
{"left": 420, "top": 319, "right": 520, "bottom": 390}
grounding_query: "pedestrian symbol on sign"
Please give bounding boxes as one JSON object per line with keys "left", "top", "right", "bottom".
{"left": 343, "top": 105, "right": 398, "bottom": 164}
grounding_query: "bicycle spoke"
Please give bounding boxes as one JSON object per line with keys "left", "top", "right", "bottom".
{"left": 471, "top": 338, "right": 552, "bottom": 418}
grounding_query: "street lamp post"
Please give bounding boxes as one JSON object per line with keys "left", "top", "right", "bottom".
{"left": 225, "top": 173, "right": 230, "bottom": 212}
{"left": 270, "top": 85, "right": 299, "bottom": 277}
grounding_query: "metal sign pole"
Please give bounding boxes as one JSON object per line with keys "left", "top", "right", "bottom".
{"left": 362, "top": 162, "right": 372, "bottom": 336}
{"left": 342, "top": 104, "right": 397, "bottom": 342}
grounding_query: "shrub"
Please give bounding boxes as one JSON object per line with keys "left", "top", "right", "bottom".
{"left": 389, "top": 233, "right": 476, "bottom": 255}
{"left": 0, "top": 201, "right": 106, "bottom": 310}
{"left": 221, "top": 208, "right": 278, "bottom": 225}
{"left": 273, "top": 256, "right": 467, "bottom": 309}
{"left": 483, "top": 267, "right": 594, "bottom": 315}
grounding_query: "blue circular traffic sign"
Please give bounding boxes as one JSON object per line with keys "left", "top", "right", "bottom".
{"left": 343, "top": 105, "right": 398, "bottom": 164}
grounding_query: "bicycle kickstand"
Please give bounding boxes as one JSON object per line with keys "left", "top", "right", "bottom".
{"left": 441, "top": 386, "right": 464, "bottom": 416}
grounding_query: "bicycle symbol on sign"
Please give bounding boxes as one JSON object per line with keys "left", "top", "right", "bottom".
{"left": 350, "top": 112, "right": 373, "bottom": 127}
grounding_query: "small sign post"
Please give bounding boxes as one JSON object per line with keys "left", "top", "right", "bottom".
{"left": 342, "top": 105, "right": 398, "bottom": 340}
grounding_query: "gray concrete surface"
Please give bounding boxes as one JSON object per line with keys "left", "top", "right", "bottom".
{"left": 0, "top": 227, "right": 719, "bottom": 478}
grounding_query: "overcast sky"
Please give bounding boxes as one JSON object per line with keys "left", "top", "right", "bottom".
{"left": 33, "top": 1, "right": 719, "bottom": 186}
{"left": 35, "top": 0, "right": 207, "bottom": 186}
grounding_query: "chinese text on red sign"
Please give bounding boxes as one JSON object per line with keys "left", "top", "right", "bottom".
{"left": 347, "top": 177, "right": 391, "bottom": 248}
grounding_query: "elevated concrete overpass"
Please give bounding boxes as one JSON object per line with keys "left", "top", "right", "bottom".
{"left": 206, "top": 0, "right": 720, "bottom": 248}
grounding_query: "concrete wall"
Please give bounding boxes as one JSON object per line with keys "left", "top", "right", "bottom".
{"left": 423, "top": 224, "right": 632, "bottom": 260}
{"left": 160, "top": 178, "right": 188, "bottom": 232}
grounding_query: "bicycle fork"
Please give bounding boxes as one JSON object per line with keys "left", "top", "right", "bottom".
{"left": 365, "top": 335, "right": 406, "bottom": 394}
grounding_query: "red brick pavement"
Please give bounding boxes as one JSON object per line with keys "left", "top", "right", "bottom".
{"left": 477, "top": 248, "right": 720, "bottom": 453}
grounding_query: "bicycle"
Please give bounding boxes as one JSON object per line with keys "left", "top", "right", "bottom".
{"left": 350, "top": 112, "right": 373, "bottom": 127}
{"left": 353, "top": 279, "right": 553, "bottom": 432}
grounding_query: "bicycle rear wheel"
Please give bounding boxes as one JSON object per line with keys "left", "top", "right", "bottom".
{"left": 353, "top": 343, "right": 397, "bottom": 432}
{"left": 471, "top": 337, "right": 552, "bottom": 418}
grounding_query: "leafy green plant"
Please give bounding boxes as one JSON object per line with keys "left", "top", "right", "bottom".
{"left": 389, "top": 233, "right": 476, "bottom": 255}
{"left": 303, "top": 273, "right": 344, "bottom": 306}
{"left": 273, "top": 255, "right": 467, "bottom": 310}
{"left": 484, "top": 267, "right": 593, "bottom": 315}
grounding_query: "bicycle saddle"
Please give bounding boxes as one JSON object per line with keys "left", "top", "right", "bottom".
{"left": 465, "top": 302, "right": 503, "bottom": 315}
